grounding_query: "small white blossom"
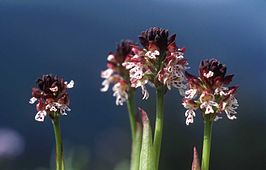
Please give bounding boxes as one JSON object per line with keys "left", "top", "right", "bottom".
{"left": 101, "top": 79, "right": 111, "bottom": 92}
{"left": 101, "top": 68, "right": 113, "bottom": 79}
{"left": 65, "top": 80, "right": 74, "bottom": 89}
{"left": 135, "top": 79, "right": 149, "bottom": 100}
{"left": 145, "top": 50, "right": 160, "bottom": 59}
{"left": 129, "top": 65, "right": 144, "bottom": 80}
{"left": 185, "top": 89, "right": 197, "bottom": 99}
{"left": 203, "top": 71, "right": 214, "bottom": 78}
{"left": 112, "top": 82, "right": 128, "bottom": 106}
{"left": 159, "top": 53, "right": 188, "bottom": 95}
{"left": 214, "top": 87, "right": 229, "bottom": 96}
{"left": 223, "top": 95, "right": 238, "bottom": 120}
{"left": 29, "top": 97, "right": 37, "bottom": 104}
{"left": 107, "top": 54, "right": 115, "bottom": 61}
{"left": 123, "top": 62, "right": 136, "bottom": 70}
{"left": 35, "top": 110, "right": 47, "bottom": 122}
{"left": 123, "top": 60, "right": 151, "bottom": 100}
{"left": 185, "top": 109, "right": 196, "bottom": 125}
{"left": 59, "top": 105, "right": 71, "bottom": 115}
{"left": 200, "top": 101, "right": 219, "bottom": 114}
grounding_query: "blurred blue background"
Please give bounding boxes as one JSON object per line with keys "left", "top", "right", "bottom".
{"left": 0, "top": 0, "right": 266, "bottom": 169}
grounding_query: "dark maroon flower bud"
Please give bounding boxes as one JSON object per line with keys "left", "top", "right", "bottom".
{"left": 58, "top": 94, "right": 70, "bottom": 105}
{"left": 32, "top": 88, "right": 43, "bottom": 98}
{"left": 199, "top": 59, "right": 228, "bottom": 88}
{"left": 223, "top": 74, "right": 234, "bottom": 85}
{"left": 107, "top": 40, "right": 136, "bottom": 67}
{"left": 185, "top": 71, "right": 202, "bottom": 89}
{"left": 115, "top": 40, "right": 135, "bottom": 64}
{"left": 139, "top": 27, "right": 176, "bottom": 52}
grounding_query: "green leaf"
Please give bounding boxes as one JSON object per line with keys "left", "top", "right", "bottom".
{"left": 130, "top": 121, "right": 142, "bottom": 170}
{"left": 138, "top": 108, "right": 155, "bottom": 170}
{"left": 191, "top": 146, "right": 201, "bottom": 170}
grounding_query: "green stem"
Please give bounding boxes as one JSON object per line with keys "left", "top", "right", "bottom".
{"left": 52, "top": 118, "right": 64, "bottom": 170}
{"left": 153, "top": 87, "right": 165, "bottom": 170}
{"left": 201, "top": 120, "right": 213, "bottom": 170}
{"left": 127, "top": 88, "right": 137, "bottom": 141}
{"left": 127, "top": 88, "right": 140, "bottom": 170}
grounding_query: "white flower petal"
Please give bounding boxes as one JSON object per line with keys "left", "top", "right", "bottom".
{"left": 185, "top": 109, "right": 196, "bottom": 125}
{"left": 66, "top": 80, "right": 74, "bottom": 88}
{"left": 50, "top": 106, "right": 57, "bottom": 112}
{"left": 112, "top": 82, "right": 128, "bottom": 106}
{"left": 101, "top": 68, "right": 113, "bottom": 79}
{"left": 35, "top": 111, "right": 47, "bottom": 122}
{"left": 205, "top": 105, "right": 214, "bottom": 114}
{"left": 101, "top": 79, "right": 110, "bottom": 92}
{"left": 185, "top": 89, "right": 197, "bottom": 99}
{"left": 203, "top": 71, "right": 214, "bottom": 78}
{"left": 29, "top": 97, "right": 37, "bottom": 104}
{"left": 107, "top": 54, "right": 115, "bottom": 61}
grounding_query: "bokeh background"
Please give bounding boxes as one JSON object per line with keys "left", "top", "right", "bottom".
{"left": 0, "top": 0, "right": 266, "bottom": 169}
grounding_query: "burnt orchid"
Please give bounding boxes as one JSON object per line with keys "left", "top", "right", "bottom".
{"left": 183, "top": 59, "right": 239, "bottom": 170}
{"left": 101, "top": 40, "right": 136, "bottom": 105}
{"left": 101, "top": 40, "right": 141, "bottom": 170}
{"left": 121, "top": 27, "right": 189, "bottom": 170}
{"left": 30, "top": 74, "right": 74, "bottom": 170}
{"left": 182, "top": 58, "right": 238, "bottom": 125}
{"left": 123, "top": 27, "right": 188, "bottom": 99}
{"left": 29, "top": 74, "right": 74, "bottom": 122}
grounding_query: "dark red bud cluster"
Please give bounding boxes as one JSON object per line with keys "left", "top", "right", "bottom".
{"left": 139, "top": 27, "right": 176, "bottom": 52}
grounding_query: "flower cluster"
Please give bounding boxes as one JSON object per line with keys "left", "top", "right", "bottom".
{"left": 182, "top": 59, "right": 239, "bottom": 125}
{"left": 29, "top": 74, "right": 74, "bottom": 122}
{"left": 123, "top": 27, "right": 188, "bottom": 99}
{"left": 101, "top": 40, "right": 136, "bottom": 105}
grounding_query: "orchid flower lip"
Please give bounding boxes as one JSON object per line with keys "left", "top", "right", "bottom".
{"left": 65, "top": 80, "right": 74, "bottom": 88}
{"left": 35, "top": 110, "right": 47, "bottom": 122}
{"left": 29, "top": 97, "right": 37, "bottom": 104}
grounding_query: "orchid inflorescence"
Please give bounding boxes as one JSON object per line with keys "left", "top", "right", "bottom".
{"left": 100, "top": 40, "right": 136, "bottom": 105}
{"left": 29, "top": 74, "right": 74, "bottom": 122}
{"left": 183, "top": 59, "right": 239, "bottom": 125}
{"left": 101, "top": 27, "right": 188, "bottom": 104}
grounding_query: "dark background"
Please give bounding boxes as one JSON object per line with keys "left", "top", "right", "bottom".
{"left": 0, "top": 0, "right": 266, "bottom": 169}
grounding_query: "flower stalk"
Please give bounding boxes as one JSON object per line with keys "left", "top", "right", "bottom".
{"left": 153, "top": 87, "right": 165, "bottom": 169}
{"left": 52, "top": 116, "right": 64, "bottom": 170}
{"left": 127, "top": 88, "right": 141, "bottom": 170}
{"left": 127, "top": 88, "right": 137, "bottom": 141}
{"left": 201, "top": 119, "right": 213, "bottom": 170}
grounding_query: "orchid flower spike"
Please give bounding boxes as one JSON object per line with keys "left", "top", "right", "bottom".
{"left": 29, "top": 74, "right": 74, "bottom": 122}
{"left": 182, "top": 59, "right": 239, "bottom": 125}
{"left": 123, "top": 27, "right": 189, "bottom": 99}
{"left": 101, "top": 40, "right": 137, "bottom": 105}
